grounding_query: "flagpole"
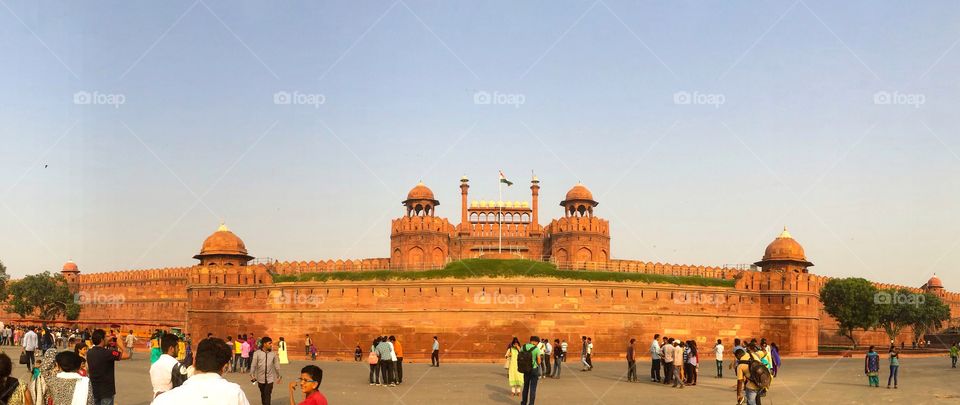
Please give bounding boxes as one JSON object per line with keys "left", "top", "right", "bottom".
{"left": 498, "top": 176, "right": 503, "bottom": 253}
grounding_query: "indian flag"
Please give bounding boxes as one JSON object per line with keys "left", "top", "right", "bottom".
{"left": 499, "top": 170, "right": 513, "bottom": 186}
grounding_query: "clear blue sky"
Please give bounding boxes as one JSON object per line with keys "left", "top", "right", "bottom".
{"left": 2, "top": 1, "right": 959, "bottom": 289}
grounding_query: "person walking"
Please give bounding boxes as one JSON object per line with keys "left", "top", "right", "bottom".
{"left": 250, "top": 336, "right": 282, "bottom": 405}
{"left": 88, "top": 328, "right": 129, "bottom": 405}
{"left": 625, "top": 338, "right": 637, "bottom": 382}
{"left": 124, "top": 331, "right": 137, "bottom": 360}
{"left": 650, "top": 334, "right": 661, "bottom": 382}
{"left": 505, "top": 338, "right": 523, "bottom": 398}
{"left": 950, "top": 343, "right": 959, "bottom": 368}
{"left": 278, "top": 337, "right": 289, "bottom": 365}
{"left": 886, "top": 347, "right": 899, "bottom": 389}
{"left": 304, "top": 335, "right": 313, "bottom": 359}
{"left": 661, "top": 338, "right": 674, "bottom": 385}
{"left": 865, "top": 346, "right": 880, "bottom": 387}
{"left": 431, "top": 336, "right": 440, "bottom": 367}
{"left": 579, "top": 336, "right": 590, "bottom": 371}
{"left": 586, "top": 338, "right": 594, "bottom": 370}
{"left": 735, "top": 348, "right": 759, "bottom": 405}
{"left": 770, "top": 343, "right": 781, "bottom": 377}
{"left": 713, "top": 339, "right": 724, "bottom": 378}
{"left": 21, "top": 327, "right": 38, "bottom": 374}
{"left": 550, "top": 339, "right": 562, "bottom": 379}
{"left": 519, "top": 336, "right": 542, "bottom": 405}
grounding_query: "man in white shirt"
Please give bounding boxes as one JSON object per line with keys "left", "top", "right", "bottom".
{"left": 153, "top": 337, "right": 250, "bottom": 405}
{"left": 650, "top": 334, "right": 661, "bottom": 382}
{"left": 150, "top": 333, "right": 181, "bottom": 397}
{"left": 125, "top": 330, "right": 137, "bottom": 359}
{"left": 713, "top": 339, "right": 724, "bottom": 378}
{"left": 22, "top": 326, "right": 38, "bottom": 372}
{"left": 542, "top": 340, "right": 552, "bottom": 379}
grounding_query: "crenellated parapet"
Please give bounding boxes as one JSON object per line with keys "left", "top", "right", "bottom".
{"left": 390, "top": 215, "right": 457, "bottom": 235}
{"left": 545, "top": 216, "right": 609, "bottom": 235}
{"left": 78, "top": 266, "right": 193, "bottom": 285}
{"left": 270, "top": 258, "right": 392, "bottom": 274}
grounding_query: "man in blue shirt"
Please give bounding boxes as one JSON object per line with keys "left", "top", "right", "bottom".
{"left": 520, "top": 336, "right": 543, "bottom": 405}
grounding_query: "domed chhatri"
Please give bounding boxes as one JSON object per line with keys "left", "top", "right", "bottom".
{"left": 560, "top": 182, "right": 598, "bottom": 218}
{"left": 564, "top": 182, "right": 594, "bottom": 202}
{"left": 924, "top": 274, "right": 944, "bottom": 290}
{"left": 403, "top": 182, "right": 440, "bottom": 217}
{"left": 62, "top": 260, "right": 79, "bottom": 272}
{"left": 193, "top": 223, "right": 253, "bottom": 266}
{"left": 754, "top": 226, "right": 813, "bottom": 273}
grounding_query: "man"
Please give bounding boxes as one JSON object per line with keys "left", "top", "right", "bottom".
{"left": 542, "top": 339, "right": 552, "bottom": 379}
{"left": 390, "top": 336, "right": 404, "bottom": 384}
{"left": 950, "top": 343, "right": 959, "bottom": 368}
{"left": 250, "top": 336, "right": 282, "bottom": 405}
{"left": 736, "top": 348, "right": 761, "bottom": 405}
{"left": 154, "top": 337, "right": 250, "bottom": 405}
{"left": 661, "top": 338, "right": 674, "bottom": 385}
{"left": 21, "top": 326, "right": 38, "bottom": 373}
{"left": 88, "top": 328, "right": 130, "bottom": 405}
{"left": 586, "top": 337, "right": 594, "bottom": 370}
{"left": 241, "top": 335, "right": 252, "bottom": 373}
{"left": 376, "top": 336, "right": 395, "bottom": 386}
{"left": 305, "top": 334, "right": 313, "bottom": 357}
{"left": 124, "top": 330, "right": 137, "bottom": 358}
{"left": 729, "top": 338, "right": 743, "bottom": 371}
{"left": 626, "top": 338, "right": 637, "bottom": 382}
{"left": 150, "top": 333, "right": 181, "bottom": 397}
{"left": 234, "top": 335, "right": 244, "bottom": 372}
{"left": 580, "top": 336, "right": 590, "bottom": 371}
{"left": 520, "top": 336, "right": 543, "bottom": 405}
{"left": 714, "top": 339, "right": 725, "bottom": 378}
{"left": 650, "top": 334, "right": 661, "bottom": 382}
{"left": 226, "top": 336, "right": 236, "bottom": 372}
{"left": 550, "top": 338, "right": 562, "bottom": 379}
{"left": 671, "top": 339, "right": 684, "bottom": 389}
{"left": 431, "top": 336, "right": 440, "bottom": 367}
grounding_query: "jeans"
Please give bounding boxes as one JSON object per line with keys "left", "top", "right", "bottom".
{"left": 396, "top": 357, "right": 404, "bottom": 383}
{"left": 952, "top": 356, "right": 958, "bottom": 368}
{"left": 887, "top": 365, "right": 898, "bottom": 386}
{"left": 521, "top": 369, "right": 539, "bottom": 405}
{"left": 551, "top": 355, "right": 561, "bottom": 378}
{"left": 662, "top": 361, "right": 672, "bottom": 384}
{"left": 379, "top": 360, "right": 394, "bottom": 384}
{"left": 431, "top": 350, "right": 439, "bottom": 366}
{"left": 716, "top": 360, "right": 723, "bottom": 377}
{"left": 369, "top": 363, "right": 379, "bottom": 384}
{"left": 651, "top": 359, "right": 661, "bottom": 381}
{"left": 257, "top": 382, "right": 273, "bottom": 405}
{"left": 671, "top": 364, "right": 682, "bottom": 387}
{"left": 581, "top": 355, "right": 590, "bottom": 369}
{"left": 94, "top": 398, "right": 114, "bottom": 405}
{"left": 232, "top": 353, "right": 240, "bottom": 372}
{"left": 586, "top": 353, "right": 593, "bottom": 367}
{"left": 626, "top": 360, "right": 637, "bottom": 381}
{"left": 24, "top": 350, "right": 34, "bottom": 373}
{"left": 744, "top": 388, "right": 758, "bottom": 405}
{"left": 543, "top": 354, "right": 551, "bottom": 377}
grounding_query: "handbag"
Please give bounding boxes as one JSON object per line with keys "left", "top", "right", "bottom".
{"left": 18, "top": 351, "right": 27, "bottom": 365}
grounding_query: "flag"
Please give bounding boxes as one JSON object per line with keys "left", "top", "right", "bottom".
{"left": 499, "top": 170, "right": 513, "bottom": 186}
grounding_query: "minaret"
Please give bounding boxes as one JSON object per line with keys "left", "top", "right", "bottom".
{"left": 460, "top": 175, "right": 469, "bottom": 226}
{"left": 530, "top": 175, "right": 540, "bottom": 226}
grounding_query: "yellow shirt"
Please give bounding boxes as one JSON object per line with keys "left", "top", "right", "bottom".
{"left": 736, "top": 354, "right": 759, "bottom": 391}
{"left": 234, "top": 341, "right": 242, "bottom": 354}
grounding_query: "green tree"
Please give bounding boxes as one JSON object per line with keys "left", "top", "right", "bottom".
{"left": 0, "top": 259, "right": 8, "bottom": 297}
{"left": 819, "top": 277, "right": 880, "bottom": 348}
{"left": 876, "top": 288, "right": 917, "bottom": 344}
{"left": 5, "top": 271, "right": 80, "bottom": 321}
{"left": 911, "top": 292, "right": 951, "bottom": 344}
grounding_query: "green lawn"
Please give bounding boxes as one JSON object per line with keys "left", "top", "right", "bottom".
{"left": 271, "top": 258, "right": 735, "bottom": 287}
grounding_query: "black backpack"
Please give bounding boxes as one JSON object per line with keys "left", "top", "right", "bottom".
{"left": 170, "top": 362, "right": 188, "bottom": 388}
{"left": 738, "top": 353, "right": 772, "bottom": 393}
{"left": 517, "top": 346, "right": 535, "bottom": 374}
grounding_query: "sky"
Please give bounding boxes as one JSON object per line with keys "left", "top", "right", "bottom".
{"left": 1, "top": 1, "right": 959, "bottom": 289}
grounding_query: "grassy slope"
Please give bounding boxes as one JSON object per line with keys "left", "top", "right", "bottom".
{"left": 272, "top": 258, "right": 735, "bottom": 287}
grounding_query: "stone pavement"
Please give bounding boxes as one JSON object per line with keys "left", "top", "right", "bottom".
{"left": 7, "top": 351, "right": 960, "bottom": 404}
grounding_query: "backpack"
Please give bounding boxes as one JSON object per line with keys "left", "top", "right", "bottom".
{"left": 170, "top": 362, "right": 188, "bottom": 388}
{"left": 367, "top": 351, "right": 379, "bottom": 365}
{"left": 517, "top": 346, "right": 535, "bottom": 374}
{"left": 739, "top": 353, "right": 772, "bottom": 392}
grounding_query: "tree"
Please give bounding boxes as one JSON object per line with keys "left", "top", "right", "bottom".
{"left": 911, "top": 292, "right": 951, "bottom": 344}
{"left": 876, "top": 288, "right": 917, "bottom": 344}
{"left": 0, "top": 259, "right": 9, "bottom": 297}
{"left": 5, "top": 271, "right": 80, "bottom": 321}
{"left": 819, "top": 277, "right": 880, "bottom": 348}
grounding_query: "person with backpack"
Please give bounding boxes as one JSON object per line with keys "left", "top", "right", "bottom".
{"left": 150, "top": 333, "right": 181, "bottom": 397}
{"left": 367, "top": 338, "right": 380, "bottom": 386}
{"left": 518, "top": 336, "right": 542, "bottom": 405}
{"left": 736, "top": 347, "right": 772, "bottom": 405}
{"left": 865, "top": 346, "right": 880, "bottom": 387}
{"left": 505, "top": 338, "right": 523, "bottom": 397}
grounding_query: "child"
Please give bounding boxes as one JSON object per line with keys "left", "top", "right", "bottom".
{"left": 310, "top": 343, "right": 318, "bottom": 360}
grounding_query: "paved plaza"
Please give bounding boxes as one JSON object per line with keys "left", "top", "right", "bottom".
{"left": 7, "top": 350, "right": 960, "bottom": 404}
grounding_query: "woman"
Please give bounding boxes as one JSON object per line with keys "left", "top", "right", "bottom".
{"left": 770, "top": 343, "right": 782, "bottom": 377}
{"left": 74, "top": 342, "right": 89, "bottom": 377}
{"left": 864, "top": 346, "right": 880, "bottom": 387}
{"left": 278, "top": 337, "right": 289, "bottom": 364}
{"left": 505, "top": 338, "right": 522, "bottom": 398}
{"left": 0, "top": 353, "right": 33, "bottom": 405}
{"left": 686, "top": 340, "right": 698, "bottom": 386}
{"left": 887, "top": 347, "right": 899, "bottom": 389}
{"left": 368, "top": 338, "right": 381, "bottom": 386}
{"left": 150, "top": 331, "right": 162, "bottom": 364}
{"left": 46, "top": 351, "right": 93, "bottom": 405}
{"left": 288, "top": 365, "right": 328, "bottom": 405}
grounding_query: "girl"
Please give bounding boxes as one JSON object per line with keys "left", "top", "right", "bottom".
{"left": 770, "top": 343, "right": 782, "bottom": 377}
{"left": 505, "top": 338, "right": 523, "bottom": 397}
{"left": 864, "top": 346, "right": 880, "bottom": 387}
{"left": 368, "top": 338, "right": 381, "bottom": 386}
{"left": 887, "top": 347, "right": 899, "bottom": 389}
